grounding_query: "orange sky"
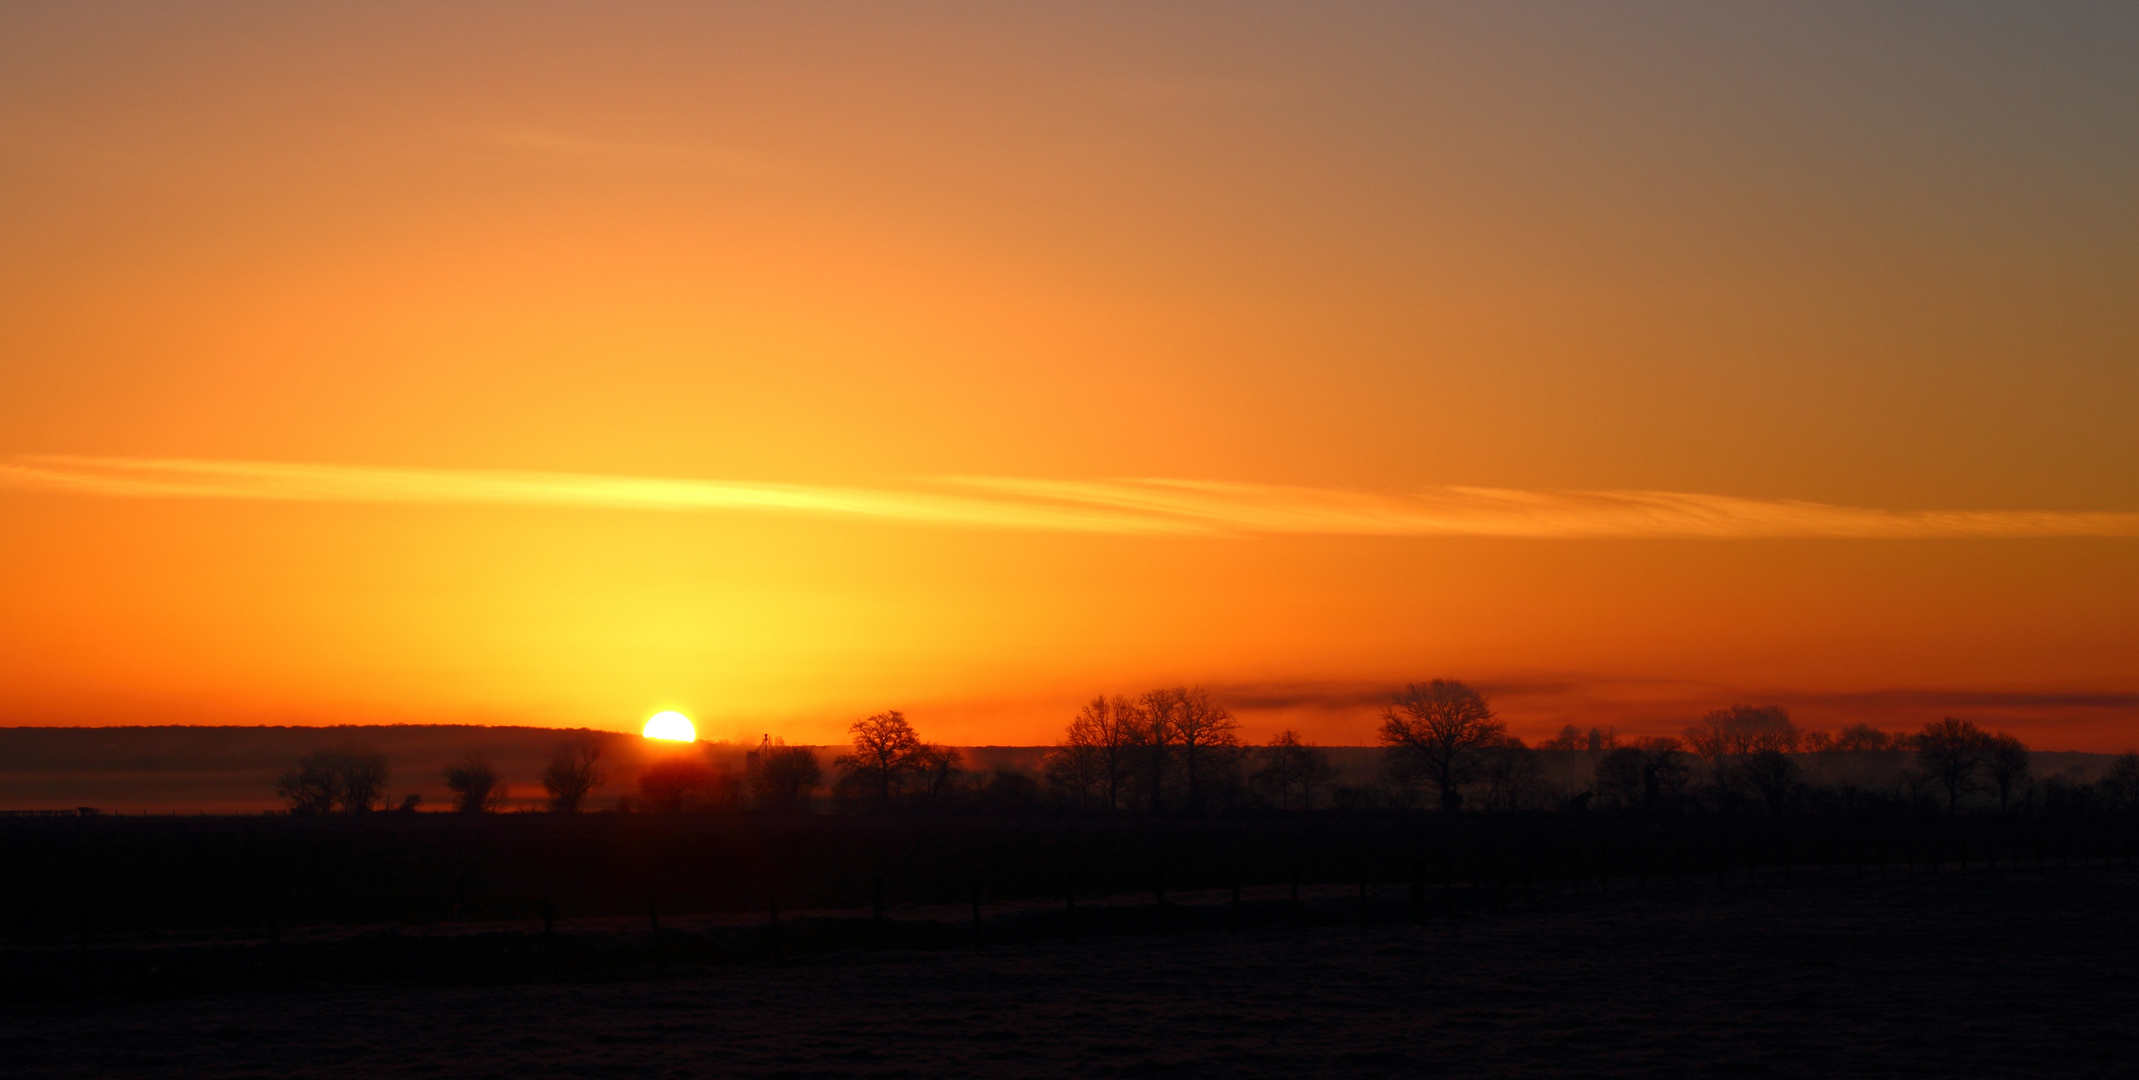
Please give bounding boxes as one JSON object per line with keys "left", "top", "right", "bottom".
{"left": 2, "top": 3, "right": 2135, "bottom": 749}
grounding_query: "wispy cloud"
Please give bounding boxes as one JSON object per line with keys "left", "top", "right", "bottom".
{"left": 7, "top": 455, "right": 2138, "bottom": 540}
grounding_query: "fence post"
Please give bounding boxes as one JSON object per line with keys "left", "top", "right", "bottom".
{"left": 1357, "top": 866, "right": 1368, "bottom": 927}
{"left": 970, "top": 877, "right": 983, "bottom": 951}
{"left": 1411, "top": 859, "right": 1426, "bottom": 924}
{"left": 1065, "top": 872, "right": 1077, "bottom": 942}
{"left": 1230, "top": 877, "right": 1242, "bottom": 933}
{"left": 1290, "top": 866, "right": 1301, "bottom": 929}
{"left": 872, "top": 874, "right": 885, "bottom": 948}
{"left": 768, "top": 889, "right": 781, "bottom": 962}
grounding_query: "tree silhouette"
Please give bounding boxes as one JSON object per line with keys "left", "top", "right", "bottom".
{"left": 835, "top": 711, "right": 926, "bottom": 810}
{"left": 2102, "top": 752, "right": 2139, "bottom": 811}
{"left": 1591, "top": 738, "right": 1689, "bottom": 812}
{"left": 1741, "top": 748, "right": 1801, "bottom": 816}
{"left": 1377, "top": 680, "right": 1505, "bottom": 812}
{"left": 1985, "top": 732, "right": 2030, "bottom": 813}
{"left": 1832, "top": 724, "right": 1894, "bottom": 752}
{"left": 1541, "top": 724, "right": 1586, "bottom": 751}
{"left": 910, "top": 742, "right": 965, "bottom": 802}
{"left": 274, "top": 749, "right": 388, "bottom": 814}
{"left": 274, "top": 754, "right": 338, "bottom": 816}
{"left": 1252, "top": 729, "right": 1336, "bottom": 811}
{"left": 749, "top": 743, "right": 822, "bottom": 813}
{"left": 1053, "top": 695, "right": 1138, "bottom": 811}
{"left": 1129, "top": 689, "right": 1178, "bottom": 814}
{"left": 1684, "top": 704, "right": 1799, "bottom": 758}
{"left": 1593, "top": 746, "right": 1646, "bottom": 810}
{"left": 1915, "top": 717, "right": 1991, "bottom": 814}
{"left": 443, "top": 758, "right": 507, "bottom": 813}
{"left": 541, "top": 736, "right": 606, "bottom": 813}
{"left": 1163, "top": 686, "right": 1238, "bottom": 812}
{"left": 638, "top": 757, "right": 724, "bottom": 812}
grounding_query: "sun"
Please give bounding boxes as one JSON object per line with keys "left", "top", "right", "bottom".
{"left": 642, "top": 711, "right": 696, "bottom": 742}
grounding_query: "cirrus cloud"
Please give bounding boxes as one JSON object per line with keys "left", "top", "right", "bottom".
{"left": 5, "top": 455, "right": 2138, "bottom": 540}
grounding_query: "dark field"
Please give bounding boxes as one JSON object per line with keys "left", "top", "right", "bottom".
{"left": 6, "top": 865, "right": 2135, "bottom": 1078}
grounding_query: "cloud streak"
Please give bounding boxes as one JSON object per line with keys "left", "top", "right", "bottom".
{"left": 7, "top": 455, "right": 2139, "bottom": 540}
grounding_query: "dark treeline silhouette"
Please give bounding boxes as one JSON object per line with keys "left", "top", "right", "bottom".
{"left": 11, "top": 684, "right": 2137, "bottom": 998}
{"left": 266, "top": 682, "right": 2134, "bottom": 822}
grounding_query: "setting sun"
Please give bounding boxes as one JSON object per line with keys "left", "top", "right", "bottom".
{"left": 642, "top": 711, "right": 696, "bottom": 742}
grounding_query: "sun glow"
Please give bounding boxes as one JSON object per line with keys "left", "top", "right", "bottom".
{"left": 642, "top": 711, "right": 696, "bottom": 742}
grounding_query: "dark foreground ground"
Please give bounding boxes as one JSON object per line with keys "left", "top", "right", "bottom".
{"left": 6, "top": 867, "right": 2134, "bottom": 1079}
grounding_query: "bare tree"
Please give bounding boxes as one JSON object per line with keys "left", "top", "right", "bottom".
{"left": 1636, "top": 737, "right": 1693, "bottom": 808}
{"left": 1832, "top": 724, "right": 1893, "bottom": 752}
{"left": 332, "top": 750, "right": 390, "bottom": 813}
{"left": 910, "top": 742, "right": 965, "bottom": 802}
{"left": 1684, "top": 704, "right": 1799, "bottom": 759}
{"left": 541, "top": 736, "right": 606, "bottom": 813}
{"left": 1741, "top": 748, "right": 1801, "bottom": 816}
{"left": 275, "top": 753, "right": 339, "bottom": 816}
{"left": 1541, "top": 724, "right": 1586, "bottom": 751}
{"left": 1252, "top": 729, "right": 1336, "bottom": 811}
{"left": 639, "top": 757, "right": 736, "bottom": 812}
{"left": 1047, "top": 696, "right": 1137, "bottom": 811}
{"left": 1592, "top": 739, "right": 1689, "bottom": 812}
{"left": 1914, "top": 717, "right": 1991, "bottom": 814}
{"left": 2102, "top": 752, "right": 2139, "bottom": 811}
{"left": 275, "top": 749, "right": 388, "bottom": 814}
{"left": 750, "top": 743, "right": 823, "bottom": 814}
{"left": 1377, "top": 680, "right": 1506, "bottom": 812}
{"left": 835, "top": 711, "right": 925, "bottom": 810}
{"left": 1985, "top": 731, "right": 2030, "bottom": 813}
{"left": 1593, "top": 746, "right": 1647, "bottom": 810}
{"left": 443, "top": 758, "right": 508, "bottom": 813}
{"left": 1130, "top": 689, "right": 1179, "bottom": 814}
{"left": 1476, "top": 736, "right": 1540, "bottom": 811}
{"left": 1167, "top": 686, "right": 1239, "bottom": 812}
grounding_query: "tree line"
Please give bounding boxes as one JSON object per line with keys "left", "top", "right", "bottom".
{"left": 275, "top": 681, "right": 2139, "bottom": 818}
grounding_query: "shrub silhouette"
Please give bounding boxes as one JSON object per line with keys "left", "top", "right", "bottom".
{"left": 443, "top": 758, "right": 508, "bottom": 813}
{"left": 541, "top": 736, "right": 606, "bottom": 813}
{"left": 1378, "top": 680, "right": 1504, "bottom": 812}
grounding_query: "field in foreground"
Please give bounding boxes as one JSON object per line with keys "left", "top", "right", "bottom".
{"left": 6, "top": 867, "right": 2133, "bottom": 1078}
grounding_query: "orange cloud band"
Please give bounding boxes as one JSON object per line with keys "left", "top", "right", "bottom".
{"left": 7, "top": 455, "right": 2139, "bottom": 540}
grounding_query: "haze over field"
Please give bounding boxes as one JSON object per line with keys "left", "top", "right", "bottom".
{"left": 2, "top": 2, "right": 2135, "bottom": 748}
